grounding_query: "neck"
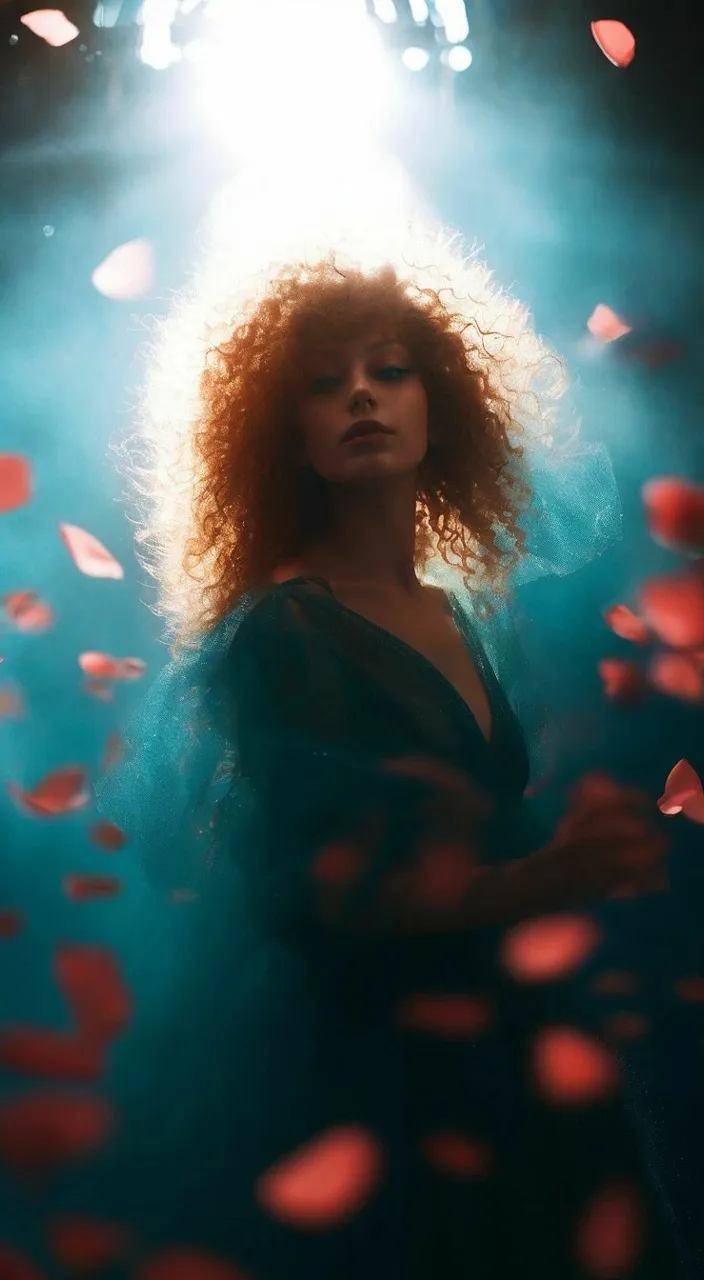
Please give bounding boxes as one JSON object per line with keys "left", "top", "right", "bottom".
{"left": 302, "top": 478, "right": 422, "bottom": 596}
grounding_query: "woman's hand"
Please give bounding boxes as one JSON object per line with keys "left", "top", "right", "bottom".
{"left": 538, "top": 772, "right": 670, "bottom": 904}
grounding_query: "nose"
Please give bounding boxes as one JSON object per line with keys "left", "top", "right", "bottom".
{"left": 349, "top": 385, "right": 377, "bottom": 414}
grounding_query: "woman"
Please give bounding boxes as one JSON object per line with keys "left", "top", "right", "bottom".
{"left": 99, "top": 225, "right": 683, "bottom": 1277}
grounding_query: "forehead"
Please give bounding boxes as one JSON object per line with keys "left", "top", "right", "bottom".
{"left": 308, "top": 333, "right": 407, "bottom": 363}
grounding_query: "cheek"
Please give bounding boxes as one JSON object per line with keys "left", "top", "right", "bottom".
{"left": 409, "top": 386, "right": 429, "bottom": 435}
{"left": 299, "top": 408, "right": 338, "bottom": 465}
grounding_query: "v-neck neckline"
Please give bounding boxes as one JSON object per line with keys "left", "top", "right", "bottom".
{"left": 289, "top": 576, "right": 497, "bottom": 751}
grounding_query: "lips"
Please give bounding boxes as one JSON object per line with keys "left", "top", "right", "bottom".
{"left": 342, "top": 419, "right": 393, "bottom": 443}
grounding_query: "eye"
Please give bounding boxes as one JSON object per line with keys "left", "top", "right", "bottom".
{"left": 310, "top": 374, "right": 340, "bottom": 394}
{"left": 378, "top": 366, "right": 410, "bottom": 380}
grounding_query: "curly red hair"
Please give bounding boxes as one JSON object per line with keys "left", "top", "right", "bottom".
{"left": 116, "top": 222, "right": 568, "bottom": 653}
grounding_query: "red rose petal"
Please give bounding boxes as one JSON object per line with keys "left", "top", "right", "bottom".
{"left": 532, "top": 1026, "right": 620, "bottom": 1106}
{"left": 137, "top": 1248, "right": 249, "bottom": 1280}
{"left": 4, "top": 591, "right": 53, "bottom": 632}
{"left": 0, "top": 1244, "right": 47, "bottom": 1280}
{"left": 658, "top": 759, "right": 704, "bottom": 821}
{"left": 63, "top": 875, "right": 121, "bottom": 901}
{"left": 53, "top": 944, "right": 132, "bottom": 1042}
{"left": 591, "top": 20, "right": 636, "bottom": 68}
{"left": 8, "top": 767, "right": 90, "bottom": 817}
{"left": 0, "top": 1028, "right": 104, "bottom": 1081}
{"left": 603, "top": 1013, "right": 650, "bottom": 1043}
{"left": 587, "top": 305, "right": 631, "bottom": 343}
{"left": 592, "top": 971, "right": 639, "bottom": 998}
{"left": 500, "top": 914, "right": 601, "bottom": 984}
{"left": 79, "top": 652, "right": 121, "bottom": 679}
{"left": 20, "top": 9, "right": 79, "bottom": 47}
{"left": 598, "top": 659, "right": 648, "bottom": 706}
{"left": 638, "top": 573, "right": 704, "bottom": 649}
{"left": 397, "top": 993, "right": 493, "bottom": 1038}
{"left": 257, "top": 1125, "right": 384, "bottom": 1228}
{"left": 643, "top": 477, "right": 704, "bottom": 553}
{"left": 576, "top": 1181, "right": 644, "bottom": 1276}
{"left": 422, "top": 1131, "right": 493, "bottom": 1180}
{"left": 47, "top": 1215, "right": 133, "bottom": 1272}
{"left": 59, "top": 524, "right": 124, "bottom": 580}
{"left": 0, "top": 1091, "right": 115, "bottom": 1177}
{"left": 0, "top": 455, "right": 32, "bottom": 512}
{"left": 649, "top": 651, "right": 704, "bottom": 703}
{"left": 603, "top": 605, "right": 650, "bottom": 645}
{"left": 89, "top": 822, "right": 127, "bottom": 852}
{"left": 674, "top": 977, "right": 704, "bottom": 1004}
{"left": 0, "top": 909, "right": 26, "bottom": 939}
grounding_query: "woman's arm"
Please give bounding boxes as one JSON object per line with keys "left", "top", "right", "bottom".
{"left": 225, "top": 590, "right": 667, "bottom": 941}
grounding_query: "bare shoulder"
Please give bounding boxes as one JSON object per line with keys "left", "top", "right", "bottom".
{"left": 422, "top": 583, "right": 453, "bottom": 616}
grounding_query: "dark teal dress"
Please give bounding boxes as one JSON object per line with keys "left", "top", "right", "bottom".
{"left": 97, "top": 575, "right": 685, "bottom": 1278}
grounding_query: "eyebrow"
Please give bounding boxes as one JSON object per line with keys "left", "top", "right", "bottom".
{"left": 312, "top": 338, "right": 406, "bottom": 360}
{"left": 367, "top": 338, "right": 404, "bottom": 351}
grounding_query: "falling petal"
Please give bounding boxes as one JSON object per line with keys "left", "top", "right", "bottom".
{"left": 638, "top": 573, "right": 704, "bottom": 649}
{"left": 0, "top": 686, "right": 23, "bottom": 719}
{"left": 592, "top": 971, "right": 639, "bottom": 997}
{"left": 4, "top": 591, "right": 54, "bottom": 632}
{"left": 0, "top": 454, "right": 31, "bottom": 513}
{"left": 500, "top": 914, "right": 601, "bottom": 984}
{"left": 8, "top": 767, "right": 90, "bottom": 817}
{"left": 59, "top": 524, "right": 124, "bottom": 579}
{"left": 311, "top": 841, "right": 365, "bottom": 887}
{"left": 0, "top": 908, "right": 26, "bottom": 939}
{"left": 54, "top": 944, "right": 131, "bottom": 1042}
{"left": 643, "top": 477, "right": 704, "bottom": 553}
{"left": 603, "top": 1013, "right": 650, "bottom": 1043}
{"left": 102, "top": 732, "right": 124, "bottom": 773}
{"left": 591, "top": 19, "right": 636, "bottom": 67}
{"left": 598, "top": 659, "right": 648, "bottom": 706}
{"left": 587, "top": 304, "right": 631, "bottom": 343}
{"left": 20, "top": 9, "right": 79, "bottom": 47}
{"left": 89, "top": 821, "right": 127, "bottom": 852}
{"left": 0, "top": 1244, "right": 47, "bottom": 1280}
{"left": 422, "top": 1131, "right": 493, "bottom": 1179}
{"left": 137, "top": 1248, "right": 250, "bottom": 1280}
{"left": 63, "top": 875, "right": 121, "bottom": 901}
{"left": 532, "top": 1026, "right": 620, "bottom": 1105}
{"left": 0, "top": 1027, "right": 104, "bottom": 1081}
{"left": 603, "top": 604, "right": 650, "bottom": 645}
{"left": 92, "top": 239, "right": 155, "bottom": 301}
{"left": 0, "top": 1091, "right": 115, "bottom": 1178}
{"left": 575, "top": 1181, "right": 644, "bottom": 1276}
{"left": 47, "top": 1216, "right": 133, "bottom": 1273}
{"left": 397, "top": 993, "right": 493, "bottom": 1038}
{"left": 657, "top": 759, "right": 704, "bottom": 820}
{"left": 648, "top": 651, "right": 704, "bottom": 703}
{"left": 79, "top": 652, "right": 121, "bottom": 679}
{"left": 257, "top": 1125, "right": 384, "bottom": 1228}
{"left": 674, "top": 977, "right": 704, "bottom": 1003}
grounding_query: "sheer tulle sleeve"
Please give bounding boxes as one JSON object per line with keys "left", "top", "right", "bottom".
{"left": 94, "top": 586, "right": 493, "bottom": 943}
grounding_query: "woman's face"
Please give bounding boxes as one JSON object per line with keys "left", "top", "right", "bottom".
{"left": 295, "top": 331, "right": 429, "bottom": 486}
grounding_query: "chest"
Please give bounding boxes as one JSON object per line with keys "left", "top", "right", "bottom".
{"left": 335, "top": 590, "right": 494, "bottom": 744}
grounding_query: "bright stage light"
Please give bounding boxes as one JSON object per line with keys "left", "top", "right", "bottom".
{"left": 446, "top": 44, "right": 472, "bottom": 71}
{"left": 202, "top": 143, "right": 434, "bottom": 278}
{"left": 192, "top": 0, "right": 395, "bottom": 163}
{"left": 435, "top": 0, "right": 469, "bottom": 45}
{"left": 402, "top": 46, "right": 430, "bottom": 71}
